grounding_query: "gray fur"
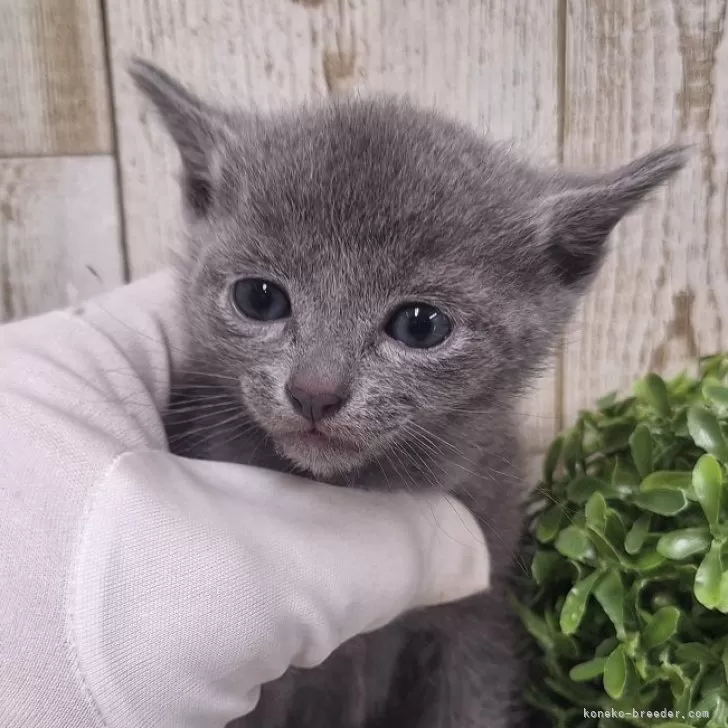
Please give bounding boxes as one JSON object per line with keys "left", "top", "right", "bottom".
{"left": 130, "top": 57, "right": 686, "bottom": 728}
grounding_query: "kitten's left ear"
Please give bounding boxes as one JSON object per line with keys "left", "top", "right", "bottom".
{"left": 129, "top": 57, "right": 228, "bottom": 218}
{"left": 537, "top": 146, "right": 690, "bottom": 286}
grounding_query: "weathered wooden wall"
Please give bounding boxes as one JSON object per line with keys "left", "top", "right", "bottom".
{"left": 1, "top": 0, "right": 727, "bottom": 466}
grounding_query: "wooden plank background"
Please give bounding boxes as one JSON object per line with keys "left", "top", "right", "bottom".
{"left": 1, "top": 0, "right": 727, "bottom": 468}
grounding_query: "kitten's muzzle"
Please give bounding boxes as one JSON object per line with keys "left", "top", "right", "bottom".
{"left": 285, "top": 382, "right": 347, "bottom": 422}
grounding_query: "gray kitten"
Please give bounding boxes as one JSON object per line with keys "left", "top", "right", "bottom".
{"left": 130, "top": 59, "right": 686, "bottom": 728}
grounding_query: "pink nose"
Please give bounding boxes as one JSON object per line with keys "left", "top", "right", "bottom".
{"left": 285, "top": 383, "right": 347, "bottom": 421}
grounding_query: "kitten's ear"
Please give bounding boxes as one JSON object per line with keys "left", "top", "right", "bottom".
{"left": 129, "top": 57, "right": 225, "bottom": 218}
{"left": 538, "top": 146, "right": 689, "bottom": 286}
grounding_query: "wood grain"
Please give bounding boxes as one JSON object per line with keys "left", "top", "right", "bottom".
{"left": 0, "top": 0, "right": 112, "bottom": 156}
{"left": 0, "top": 156, "right": 124, "bottom": 320}
{"left": 108, "top": 0, "right": 562, "bottom": 276}
{"left": 106, "top": 0, "right": 563, "bottom": 460}
{"left": 562, "top": 0, "right": 728, "bottom": 424}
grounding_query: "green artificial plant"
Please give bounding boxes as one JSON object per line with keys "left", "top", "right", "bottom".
{"left": 517, "top": 354, "right": 728, "bottom": 728}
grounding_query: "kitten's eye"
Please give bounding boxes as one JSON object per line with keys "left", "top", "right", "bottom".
{"left": 232, "top": 278, "right": 291, "bottom": 321}
{"left": 385, "top": 303, "right": 452, "bottom": 349}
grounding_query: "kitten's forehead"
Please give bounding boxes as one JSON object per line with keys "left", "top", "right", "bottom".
{"left": 217, "top": 99, "right": 540, "bottom": 292}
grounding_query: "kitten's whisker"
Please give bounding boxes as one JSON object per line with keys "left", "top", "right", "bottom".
{"left": 390, "top": 437, "right": 506, "bottom": 567}
{"left": 400, "top": 425, "right": 530, "bottom": 574}
{"left": 395, "top": 441, "right": 453, "bottom": 543}
{"left": 165, "top": 396, "right": 243, "bottom": 414}
{"left": 395, "top": 440, "right": 474, "bottom": 549}
{"left": 530, "top": 487, "right": 577, "bottom": 527}
{"left": 410, "top": 421, "right": 519, "bottom": 475}
{"left": 397, "top": 436, "right": 443, "bottom": 491}
{"left": 178, "top": 421, "right": 260, "bottom": 458}
{"left": 165, "top": 405, "right": 245, "bottom": 428}
{"left": 407, "top": 421, "right": 478, "bottom": 461}
{"left": 167, "top": 410, "right": 250, "bottom": 447}
{"left": 201, "top": 421, "right": 261, "bottom": 456}
{"left": 397, "top": 435, "right": 455, "bottom": 498}
{"left": 431, "top": 402, "right": 560, "bottom": 424}
{"left": 167, "top": 381, "right": 237, "bottom": 390}
{"left": 163, "top": 402, "right": 239, "bottom": 418}
{"left": 372, "top": 455, "right": 393, "bottom": 494}
{"left": 406, "top": 423, "right": 499, "bottom": 483}
{"left": 244, "top": 429, "right": 269, "bottom": 466}
{"left": 166, "top": 392, "right": 241, "bottom": 405}
{"left": 403, "top": 424, "right": 487, "bottom": 483}
{"left": 98, "top": 361, "right": 240, "bottom": 385}
{"left": 382, "top": 448, "right": 414, "bottom": 497}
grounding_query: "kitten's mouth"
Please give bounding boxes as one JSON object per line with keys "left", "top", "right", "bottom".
{"left": 272, "top": 425, "right": 365, "bottom": 477}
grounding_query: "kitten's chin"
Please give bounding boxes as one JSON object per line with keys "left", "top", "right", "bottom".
{"left": 274, "top": 432, "right": 366, "bottom": 479}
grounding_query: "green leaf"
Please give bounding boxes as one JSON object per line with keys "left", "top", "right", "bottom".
{"left": 676, "top": 643, "right": 717, "bottom": 664}
{"left": 612, "top": 459, "right": 641, "bottom": 492}
{"left": 555, "top": 526, "right": 596, "bottom": 563}
{"left": 585, "top": 492, "right": 608, "bottom": 532}
{"left": 688, "top": 405, "right": 728, "bottom": 462}
{"left": 642, "top": 606, "right": 681, "bottom": 648}
{"left": 567, "top": 475, "right": 617, "bottom": 504}
{"left": 672, "top": 407, "right": 691, "bottom": 437}
{"left": 700, "top": 664, "right": 727, "bottom": 695}
{"left": 640, "top": 470, "right": 693, "bottom": 492}
{"left": 535, "top": 505, "right": 563, "bottom": 543}
{"left": 650, "top": 590, "right": 677, "bottom": 610}
{"left": 657, "top": 527, "right": 712, "bottom": 560}
{"left": 531, "top": 551, "right": 566, "bottom": 585}
{"left": 569, "top": 656, "right": 607, "bottom": 681}
{"left": 703, "top": 379, "right": 728, "bottom": 417}
{"left": 603, "top": 645, "right": 633, "bottom": 699}
{"left": 587, "top": 528, "right": 625, "bottom": 565}
{"left": 595, "top": 636, "right": 620, "bottom": 657}
{"left": 700, "top": 354, "right": 728, "bottom": 380}
{"left": 601, "top": 421, "right": 635, "bottom": 454}
{"left": 630, "top": 424, "right": 653, "bottom": 478}
{"left": 562, "top": 427, "right": 584, "bottom": 476}
{"left": 594, "top": 570, "right": 625, "bottom": 636}
{"left": 693, "top": 454, "right": 724, "bottom": 528}
{"left": 633, "top": 488, "right": 688, "bottom": 515}
{"left": 559, "top": 570, "right": 602, "bottom": 635}
{"left": 663, "top": 660, "right": 691, "bottom": 700}
{"left": 634, "top": 548, "right": 667, "bottom": 571}
{"left": 597, "top": 391, "right": 618, "bottom": 410}
{"left": 625, "top": 513, "right": 651, "bottom": 554}
{"left": 551, "top": 633, "right": 580, "bottom": 659}
{"left": 636, "top": 372, "right": 671, "bottom": 416}
{"left": 696, "top": 694, "right": 728, "bottom": 728}
{"left": 694, "top": 541, "right": 726, "bottom": 610}
{"left": 542, "top": 435, "right": 563, "bottom": 484}
{"left": 512, "top": 601, "right": 556, "bottom": 652}
{"left": 543, "top": 675, "right": 602, "bottom": 706}
{"left": 604, "top": 510, "right": 627, "bottom": 550}
{"left": 544, "top": 607, "right": 559, "bottom": 634}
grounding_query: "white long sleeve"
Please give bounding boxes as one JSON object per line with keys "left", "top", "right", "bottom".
{"left": 0, "top": 272, "right": 490, "bottom": 728}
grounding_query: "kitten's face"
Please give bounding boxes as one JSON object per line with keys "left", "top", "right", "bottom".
{"left": 132, "top": 60, "right": 686, "bottom": 478}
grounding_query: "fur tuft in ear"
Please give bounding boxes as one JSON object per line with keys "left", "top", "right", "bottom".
{"left": 129, "top": 57, "right": 223, "bottom": 217}
{"left": 540, "top": 145, "right": 690, "bottom": 286}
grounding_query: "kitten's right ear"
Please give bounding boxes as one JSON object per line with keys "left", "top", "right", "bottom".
{"left": 129, "top": 57, "right": 224, "bottom": 218}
